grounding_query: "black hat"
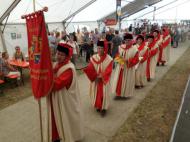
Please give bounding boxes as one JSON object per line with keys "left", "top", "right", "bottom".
{"left": 136, "top": 35, "right": 144, "bottom": 41}
{"left": 57, "top": 43, "right": 70, "bottom": 55}
{"left": 153, "top": 29, "right": 160, "bottom": 34}
{"left": 97, "top": 40, "right": 104, "bottom": 48}
{"left": 123, "top": 33, "right": 133, "bottom": 40}
{"left": 147, "top": 34, "right": 154, "bottom": 39}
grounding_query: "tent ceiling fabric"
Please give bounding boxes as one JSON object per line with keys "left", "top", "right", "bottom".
{"left": 70, "top": 0, "right": 130, "bottom": 22}
{"left": 1, "top": 0, "right": 178, "bottom": 23}
{"left": 0, "top": 0, "right": 15, "bottom": 18}
{"left": 1, "top": 0, "right": 96, "bottom": 23}
{"left": 100, "top": 0, "right": 162, "bottom": 21}
{"left": 0, "top": 0, "right": 21, "bottom": 23}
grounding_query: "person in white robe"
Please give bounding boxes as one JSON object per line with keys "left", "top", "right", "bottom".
{"left": 146, "top": 35, "right": 159, "bottom": 81}
{"left": 46, "top": 43, "right": 84, "bottom": 142}
{"left": 158, "top": 27, "right": 171, "bottom": 66}
{"left": 112, "top": 33, "right": 139, "bottom": 99}
{"left": 134, "top": 35, "right": 149, "bottom": 88}
{"left": 83, "top": 40, "right": 113, "bottom": 117}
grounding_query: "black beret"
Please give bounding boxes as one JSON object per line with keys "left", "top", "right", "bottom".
{"left": 153, "top": 29, "right": 160, "bottom": 34}
{"left": 124, "top": 33, "right": 133, "bottom": 40}
{"left": 147, "top": 34, "right": 154, "bottom": 39}
{"left": 97, "top": 40, "right": 104, "bottom": 48}
{"left": 57, "top": 44, "right": 69, "bottom": 55}
{"left": 136, "top": 35, "right": 144, "bottom": 41}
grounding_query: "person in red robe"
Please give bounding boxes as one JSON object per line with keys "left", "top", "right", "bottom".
{"left": 146, "top": 34, "right": 159, "bottom": 81}
{"left": 135, "top": 34, "right": 148, "bottom": 88}
{"left": 152, "top": 29, "right": 163, "bottom": 66}
{"left": 158, "top": 27, "right": 171, "bottom": 66}
{"left": 112, "top": 33, "right": 139, "bottom": 99}
{"left": 47, "top": 43, "right": 84, "bottom": 142}
{"left": 83, "top": 40, "right": 113, "bottom": 117}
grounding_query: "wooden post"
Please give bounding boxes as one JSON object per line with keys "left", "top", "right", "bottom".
{"left": 38, "top": 100, "right": 44, "bottom": 142}
{"left": 33, "top": 0, "right": 36, "bottom": 12}
{"left": 32, "top": 1, "right": 44, "bottom": 142}
{"left": 21, "top": 5, "right": 48, "bottom": 142}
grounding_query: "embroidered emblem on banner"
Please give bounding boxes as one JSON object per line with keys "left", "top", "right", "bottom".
{"left": 29, "top": 35, "right": 42, "bottom": 64}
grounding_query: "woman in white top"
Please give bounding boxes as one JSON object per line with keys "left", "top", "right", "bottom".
{"left": 67, "top": 34, "right": 79, "bottom": 65}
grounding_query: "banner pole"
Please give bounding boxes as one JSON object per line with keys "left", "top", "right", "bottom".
{"left": 38, "top": 100, "right": 44, "bottom": 142}
{"left": 32, "top": 1, "right": 43, "bottom": 142}
{"left": 33, "top": 0, "right": 36, "bottom": 12}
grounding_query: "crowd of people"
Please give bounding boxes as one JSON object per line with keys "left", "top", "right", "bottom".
{"left": 46, "top": 22, "right": 190, "bottom": 142}
{"left": 48, "top": 23, "right": 190, "bottom": 64}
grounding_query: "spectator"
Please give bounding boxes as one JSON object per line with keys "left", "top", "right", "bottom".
{"left": 67, "top": 34, "right": 79, "bottom": 65}
{"left": 173, "top": 27, "right": 179, "bottom": 48}
{"left": 48, "top": 32, "right": 57, "bottom": 59}
{"left": 13, "top": 46, "right": 25, "bottom": 61}
{"left": 106, "top": 29, "right": 115, "bottom": 55}
{"left": 128, "top": 24, "right": 133, "bottom": 33}
{"left": 60, "top": 31, "right": 69, "bottom": 42}
{"left": 90, "top": 28, "right": 100, "bottom": 53}
{"left": 0, "top": 52, "right": 20, "bottom": 78}
{"left": 55, "top": 32, "right": 61, "bottom": 46}
{"left": 82, "top": 31, "right": 93, "bottom": 62}
{"left": 111, "top": 30, "right": 122, "bottom": 69}
{"left": 76, "top": 29, "right": 84, "bottom": 57}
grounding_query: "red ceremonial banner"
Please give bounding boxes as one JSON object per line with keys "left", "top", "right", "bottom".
{"left": 25, "top": 11, "right": 53, "bottom": 99}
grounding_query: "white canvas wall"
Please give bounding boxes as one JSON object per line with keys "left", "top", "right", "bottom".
{"left": 3, "top": 24, "right": 28, "bottom": 58}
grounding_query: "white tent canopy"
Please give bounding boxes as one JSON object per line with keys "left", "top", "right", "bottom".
{"left": 70, "top": 0, "right": 132, "bottom": 22}
{"left": 125, "top": 0, "right": 190, "bottom": 21}
{"left": 2, "top": 0, "right": 97, "bottom": 23}
{"left": 1, "top": 0, "right": 190, "bottom": 24}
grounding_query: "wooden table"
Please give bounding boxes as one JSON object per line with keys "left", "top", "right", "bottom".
{"left": 9, "top": 60, "right": 29, "bottom": 85}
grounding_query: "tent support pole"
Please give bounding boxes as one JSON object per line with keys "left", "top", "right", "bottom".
{"left": 0, "top": 0, "right": 21, "bottom": 23}
{"left": 2, "top": 14, "right": 10, "bottom": 34}
{"left": 0, "top": 26, "right": 7, "bottom": 52}
{"left": 33, "top": 0, "right": 36, "bottom": 12}
{"left": 62, "top": 21, "right": 66, "bottom": 31}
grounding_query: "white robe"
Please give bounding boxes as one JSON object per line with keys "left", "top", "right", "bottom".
{"left": 135, "top": 43, "right": 148, "bottom": 86}
{"left": 156, "top": 35, "right": 163, "bottom": 61}
{"left": 147, "top": 42, "right": 159, "bottom": 79}
{"left": 46, "top": 62, "right": 84, "bottom": 142}
{"left": 112, "top": 45, "right": 138, "bottom": 97}
{"left": 89, "top": 54, "right": 113, "bottom": 110}
{"left": 163, "top": 35, "right": 171, "bottom": 62}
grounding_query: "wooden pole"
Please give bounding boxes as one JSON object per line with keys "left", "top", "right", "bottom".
{"left": 33, "top": 0, "right": 36, "bottom": 12}
{"left": 33, "top": 1, "right": 44, "bottom": 141}
{"left": 38, "top": 100, "right": 44, "bottom": 142}
{"left": 32, "top": 1, "right": 43, "bottom": 142}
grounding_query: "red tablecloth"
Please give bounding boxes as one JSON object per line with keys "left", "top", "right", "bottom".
{"left": 9, "top": 60, "right": 29, "bottom": 68}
